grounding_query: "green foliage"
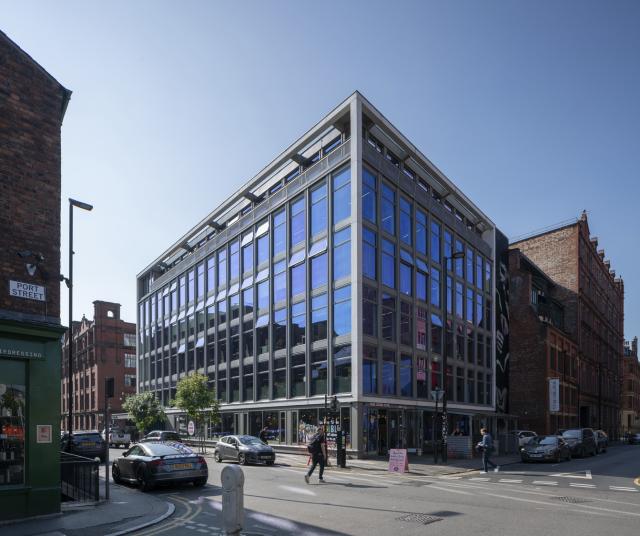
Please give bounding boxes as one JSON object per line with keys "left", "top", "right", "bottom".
{"left": 122, "top": 391, "right": 166, "bottom": 434}
{"left": 173, "top": 373, "right": 220, "bottom": 427}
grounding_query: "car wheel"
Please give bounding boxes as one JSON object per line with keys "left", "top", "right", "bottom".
{"left": 137, "top": 465, "right": 154, "bottom": 492}
{"left": 238, "top": 453, "right": 248, "bottom": 466}
{"left": 112, "top": 464, "right": 122, "bottom": 484}
{"left": 266, "top": 460, "right": 274, "bottom": 466}
{"left": 193, "top": 478, "right": 207, "bottom": 487}
{"left": 215, "top": 451, "right": 223, "bottom": 463}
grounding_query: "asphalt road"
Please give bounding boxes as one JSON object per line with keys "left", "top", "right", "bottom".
{"left": 106, "top": 444, "right": 640, "bottom": 536}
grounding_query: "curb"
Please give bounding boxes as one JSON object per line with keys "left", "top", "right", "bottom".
{"left": 105, "top": 501, "right": 175, "bottom": 536}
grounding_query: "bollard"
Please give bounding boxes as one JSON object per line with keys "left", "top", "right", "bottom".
{"left": 221, "top": 464, "right": 244, "bottom": 536}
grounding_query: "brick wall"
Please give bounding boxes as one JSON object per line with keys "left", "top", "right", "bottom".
{"left": 0, "top": 31, "right": 69, "bottom": 322}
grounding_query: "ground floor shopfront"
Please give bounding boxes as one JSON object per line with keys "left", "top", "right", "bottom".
{"left": 0, "top": 318, "right": 64, "bottom": 521}
{"left": 156, "top": 400, "right": 509, "bottom": 458}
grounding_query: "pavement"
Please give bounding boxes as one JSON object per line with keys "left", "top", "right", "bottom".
{"left": 3, "top": 476, "right": 173, "bottom": 536}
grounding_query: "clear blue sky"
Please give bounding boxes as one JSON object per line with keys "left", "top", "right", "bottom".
{"left": 2, "top": 1, "right": 638, "bottom": 340}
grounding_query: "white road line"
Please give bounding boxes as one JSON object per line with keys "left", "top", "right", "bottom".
{"left": 609, "top": 486, "right": 638, "bottom": 492}
{"left": 279, "top": 485, "right": 317, "bottom": 496}
{"left": 570, "top": 483, "right": 596, "bottom": 488}
{"left": 499, "top": 479, "right": 523, "bottom": 483}
{"left": 428, "top": 484, "right": 473, "bottom": 496}
{"left": 470, "top": 477, "right": 490, "bottom": 481}
{"left": 532, "top": 481, "right": 558, "bottom": 486}
{"left": 439, "top": 475, "right": 463, "bottom": 480}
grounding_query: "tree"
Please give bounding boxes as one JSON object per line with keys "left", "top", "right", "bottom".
{"left": 122, "top": 391, "right": 166, "bottom": 436}
{"left": 173, "top": 373, "right": 220, "bottom": 452}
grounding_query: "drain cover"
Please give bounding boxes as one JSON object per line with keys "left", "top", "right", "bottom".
{"left": 552, "top": 496, "right": 593, "bottom": 504}
{"left": 396, "top": 513, "right": 443, "bottom": 525}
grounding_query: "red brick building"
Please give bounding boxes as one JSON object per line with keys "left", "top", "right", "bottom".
{"left": 511, "top": 213, "right": 624, "bottom": 438}
{"left": 0, "top": 29, "right": 71, "bottom": 519}
{"left": 508, "top": 249, "right": 580, "bottom": 434}
{"left": 622, "top": 337, "right": 639, "bottom": 434}
{"left": 61, "top": 301, "right": 136, "bottom": 431}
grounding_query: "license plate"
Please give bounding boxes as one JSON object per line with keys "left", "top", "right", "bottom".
{"left": 529, "top": 453, "right": 543, "bottom": 458}
{"left": 81, "top": 442, "right": 93, "bottom": 447}
{"left": 172, "top": 463, "right": 193, "bottom": 470}
{"left": 260, "top": 455, "right": 271, "bottom": 459}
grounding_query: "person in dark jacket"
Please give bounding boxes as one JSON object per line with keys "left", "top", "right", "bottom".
{"left": 259, "top": 427, "right": 269, "bottom": 444}
{"left": 477, "top": 428, "right": 499, "bottom": 473}
{"left": 305, "top": 425, "right": 327, "bottom": 483}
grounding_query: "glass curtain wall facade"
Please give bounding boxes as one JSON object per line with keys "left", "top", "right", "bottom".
{"left": 136, "top": 93, "right": 497, "bottom": 457}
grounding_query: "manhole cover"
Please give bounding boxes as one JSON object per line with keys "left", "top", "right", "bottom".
{"left": 396, "top": 513, "right": 443, "bottom": 525}
{"left": 552, "top": 496, "right": 593, "bottom": 504}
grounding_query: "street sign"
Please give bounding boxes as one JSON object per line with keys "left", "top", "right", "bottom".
{"left": 9, "top": 280, "right": 46, "bottom": 301}
{"left": 188, "top": 420, "right": 195, "bottom": 436}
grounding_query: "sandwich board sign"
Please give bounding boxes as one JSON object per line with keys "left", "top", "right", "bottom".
{"left": 388, "top": 449, "right": 409, "bottom": 473}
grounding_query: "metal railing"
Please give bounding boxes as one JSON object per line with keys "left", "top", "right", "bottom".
{"left": 60, "top": 451, "right": 100, "bottom": 503}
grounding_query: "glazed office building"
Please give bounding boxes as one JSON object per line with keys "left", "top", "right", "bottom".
{"left": 136, "top": 92, "right": 498, "bottom": 456}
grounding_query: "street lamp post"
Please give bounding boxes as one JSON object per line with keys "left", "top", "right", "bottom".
{"left": 441, "top": 251, "right": 465, "bottom": 464}
{"left": 67, "top": 198, "right": 93, "bottom": 436}
{"left": 431, "top": 386, "right": 443, "bottom": 463}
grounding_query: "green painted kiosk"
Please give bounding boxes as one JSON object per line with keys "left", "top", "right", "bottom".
{"left": 0, "top": 317, "right": 65, "bottom": 521}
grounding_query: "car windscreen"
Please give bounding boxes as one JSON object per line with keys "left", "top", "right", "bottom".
{"left": 73, "top": 433, "right": 102, "bottom": 441}
{"left": 238, "top": 436, "right": 264, "bottom": 446}
{"left": 561, "top": 430, "right": 581, "bottom": 438}
{"left": 143, "top": 443, "right": 192, "bottom": 457}
{"left": 530, "top": 436, "right": 557, "bottom": 445}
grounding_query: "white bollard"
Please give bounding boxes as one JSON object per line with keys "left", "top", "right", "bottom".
{"left": 221, "top": 465, "right": 244, "bottom": 535}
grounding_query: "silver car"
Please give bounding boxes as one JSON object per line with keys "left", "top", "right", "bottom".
{"left": 215, "top": 435, "right": 276, "bottom": 466}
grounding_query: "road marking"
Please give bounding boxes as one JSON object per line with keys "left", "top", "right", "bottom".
{"left": 499, "top": 479, "right": 523, "bottom": 483}
{"left": 470, "top": 477, "right": 490, "bottom": 481}
{"left": 550, "top": 470, "right": 592, "bottom": 479}
{"left": 609, "top": 486, "right": 638, "bottom": 492}
{"left": 439, "top": 475, "right": 463, "bottom": 480}
{"left": 570, "top": 483, "right": 596, "bottom": 488}
{"left": 279, "top": 485, "right": 317, "bottom": 496}
{"left": 428, "top": 484, "right": 473, "bottom": 495}
{"left": 532, "top": 481, "right": 558, "bottom": 486}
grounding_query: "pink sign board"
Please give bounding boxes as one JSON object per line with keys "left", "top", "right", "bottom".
{"left": 388, "top": 448, "right": 409, "bottom": 473}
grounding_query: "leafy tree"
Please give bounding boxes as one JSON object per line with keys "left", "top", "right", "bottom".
{"left": 173, "top": 373, "right": 220, "bottom": 451}
{"left": 122, "top": 391, "right": 166, "bottom": 435}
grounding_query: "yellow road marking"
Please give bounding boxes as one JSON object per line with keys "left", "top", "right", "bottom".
{"left": 134, "top": 494, "right": 201, "bottom": 536}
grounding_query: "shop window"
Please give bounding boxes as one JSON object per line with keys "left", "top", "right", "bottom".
{"left": 0, "top": 362, "right": 25, "bottom": 487}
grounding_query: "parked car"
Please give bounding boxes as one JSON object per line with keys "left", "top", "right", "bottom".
{"left": 512, "top": 430, "right": 538, "bottom": 448}
{"left": 61, "top": 430, "right": 107, "bottom": 462}
{"left": 215, "top": 435, "right": 276, "bottom": 465}
{"left": 521, "top": 435, "right": 571, "bottom": 463}
{"left": 628, "top": 433, "right": 640, "bottom": 445}
{"left": 594, "top": 430, "right": 608, "bottom": 453}
{"left": 140, "top": 430, "right": 182, "bottom": 443}
{"left": 559, "top": 428, "right": 597, "bottom": 457}
{"left": 112, "top": 441, "right": 207, "bottom": 491}
{"left": 101, "top": 428, "right": 131, "bottom": 448}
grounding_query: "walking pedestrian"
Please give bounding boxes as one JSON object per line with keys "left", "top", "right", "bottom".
{"left": 259, "top": 426, "right": 269, "bottom": 444}
{"left": 477, "top": 427, "right": 499, "bottom": 473}
{"left": 305, "top": 425, "right": 327, "bottom": 484}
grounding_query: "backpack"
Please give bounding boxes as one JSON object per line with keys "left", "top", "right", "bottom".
{"left": 307, "top": 434, "right": 322, "bottom": 455}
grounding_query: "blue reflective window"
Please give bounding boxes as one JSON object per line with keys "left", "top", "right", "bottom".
{"left": 311, "top": 252, "right": 327, "bottom": 288}
{"left": 243, "top": 288, "right": 253, "bottom": 315}
{"left": 430, "top": 221, "right": 441, "bottom": 263}
{"left": 230, "top": 241, "right": 240, "bottom": 281}
{"left": 455, "top": 239, "right": 464, "bottom": 277}
{"left": 382, "top": 355, "right": 396, "bottom": 395}
{"left": 400, "top": 262, "right": 412, "bottom": 296}
{"left": 257, "top": 280, "right": 269, "bottom": 311}
{"left": 381, "top": 239, "right": 395, "bottom": 288}
{"left": 455, "top": 282, "right": 464, "bottom": 319}
{"left": 333, "top": 345, "right": 351, "bottom": 394}
{"left": 273, "top": 260, "right": 286, "bottom": 303}
{"left": 290, "top": 301, "right": 306, "bottom": 346}
{"left": 311, "top": 293, "right": 328, "bottom": 342}
{"left": 217, "top": 250, "right": 227, "bottom": 288}
{"left": 363, "top": 359, "right": 377, "bottom": 394}
{"left": 333, "top": 227, "right": 351, "bottom": 281}
{"left": 257, "top": 234, "right": 269, "bottom": 265}
{"left": 416, "top": 270, "right": 427, "bottom": 302}
{"left": 310, "top": 182, "right": 327, "bottom": 236}
{"left": 381, "top": 183, "right": 395, "bottom": 235}
{"left": 446, "top": 276, "right": 453, "bottom": 313}
{"left": 444, "top": 231, "right": 453, "bottom": 270}
{"left": 476, "top": 293, "right": 484, "bottom": 328}
{"left": 206, "top": 257, "right": 215, "bottom": 295}
{"left": 466, "top": 249, "right": 474, "bottom": 285}
{"left": 363, "top": 228, "right": 376, "bottom": 280}
{"left": 273, "top": 210, "right": 286, "bottom": 256}
{"left": 431, "top": 267, "right": 440, "bottom": 308}
{"left": 399, "top": 197, "right": 412, "bottom": 246}
{"left": 332, "top": 167, "right": 351, "bottom": 224}
{"left": 290, "top": 263, "right": 306, "bottom": 297}
{"left": 400, "top": 355, "right": 413, "bottom": 397}
{"left": 242, "top": 243, "right": 253, "bottom": 274}
{"left": 476, "top": 254, "right": 484, "bottom": 291}
{"left": 290, "top": 197, "right": 306, "bottom": 247}
{"left": 272, "top": 308, "right": 287, "bottom": 352}
{"left": 466, "top": 288, "right": 474, "bottom": 323}
{"left": 416, "top": 209, "right": 427, "bottom": 256}
{"left": 333, "top": 285, "right": 351, "bottom": 337}
{"left": 362, "top": 168, "right": 376, "bottom": 224}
